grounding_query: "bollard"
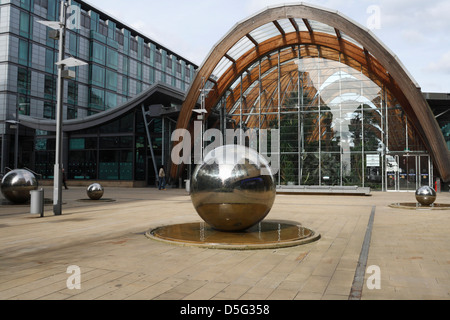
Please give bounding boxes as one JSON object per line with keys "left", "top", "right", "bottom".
{"left": 30, "top": 188, "right": 44, "bottom": 217}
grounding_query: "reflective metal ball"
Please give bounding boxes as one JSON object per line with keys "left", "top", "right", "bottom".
{"left": 1, "top": 169, "right": 38, "bottom": 204}
{"left": 87, "top": 183, "right": 104, "bottom": 200}
{"left": 415, "top": 186, "right": 436, "bottom": 206}
{"left": 190, "top": 145, "right": 276, "bottom": 232}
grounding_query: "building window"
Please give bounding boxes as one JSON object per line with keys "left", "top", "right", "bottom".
{"left": 91, "top": 41, "right": 105, "bottom": 64}
{"left": 67, "top": 107, "right": 77, "bottom": 120}
{"left": 105, "top": 69, "right": 117, "bottom": 90}
{"left": 90, "top": 64, "right": 105, "bottom": 87}
{"left": 144, "top": 46, "right": 150, "bottom": 58}
{"left": 99, "top": 21, "right": 108, "bottom": 37}
{"left": 18, "top": 39, "right": 30, "bottom": 66}
{"left": 130, "top": 38, "right": 138, "bottom": 52}
{"left": 105, "top": 92, "right": 117, "bottom": 109}
{"left": 36, "top": 0, "right": 49, "bottom": 9}
{"left": 89, "top": 87, "right": 104, "bottom": 110}
{"left": 17, "top": 68, "right": 31, "bottom": 95}
{"left": 45, "top": 49, "right": 55, "bottom": 74}
{"left": 81, "top": 13, "right": 90, "bottom": 29}
{"left": 137, "top": 62, "right": 142, "bottom": 80}
{"left": 122, "top": 56, "right": 129, "bottom": 75}
{"left": 68, "top": 32, "right": 78, "bottom": 56}
{"left": 155, "top": 50, "right": 162, "bottom": 64}
{"left": 136, "top": 81, "right": 142, "bottom": 94}
{"left": 19, "top": 11, "right": 30, "bottom": 38}
{"left": 122, "top": 77, "right": 128, "bottom": 96}
{"left": 106, "top": 48, "right": 118, "bottom": 68}
{"left": 116, "top": 30, "right": 124, "bottom": 45}
{"left": 43, "top": 102, "right": 55, "bottom": 119}
{"left": 68, "top": 81, "right": 78, "bottom": 105}
{"left": 68, "top": 150, "right": 97, "bottom": 180}
{"left": 44, "top": 75, "right": 56, "bottom": 100}
{"left": 47, "top": 0, "right": 57, "bottom": 21}
{"left": 20, "top": 0, "right": 32, "bottom": 10}
{"left": 17, "top": 96, "right": 30, "bottom": 116}
{"left": 185, "top": 66, "right": 191, "bottom": 78}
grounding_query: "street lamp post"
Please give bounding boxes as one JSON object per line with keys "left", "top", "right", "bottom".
{"left": 38, "top": 0, "right": 86, "bottom": 215}
{"left": 51, "top": 0, "right": 67, "bottom": 216}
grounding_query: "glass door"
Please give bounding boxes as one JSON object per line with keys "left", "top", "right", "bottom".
{"left": 386, "top": 155, "right": 399, "bottom": 191}
{"left": 386, "top": 154, "right": 431, "bottom": 191}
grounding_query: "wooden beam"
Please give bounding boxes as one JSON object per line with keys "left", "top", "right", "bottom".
{"left": 289, "top": 18, "right": 299, "bottom": 32}
{"left": 224, "top": 53, "right": 236, "bottom": 64}
{"left": 334, "top": 28, "right": 341, "bottom": 39}
{"left": 273, "top": 20, "right": 285, "bottom": 36}
{"left": 303, "top": 18, "right": 313, "bottom": 34}
{"left": 246, "top": 33, "right": 259, "bottom": 47}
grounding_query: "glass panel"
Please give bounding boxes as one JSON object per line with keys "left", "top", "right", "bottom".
{"left": 18, "top": 39, "right": 29, "bottom": 66}
{"left": 321, "top": 152, "right": 341, "bottom": 185}
{"left": 99, "top": 150, "right": 119, "bottom": 180}
{"left": 280, "top": 154, "right": 298, "bottom": 185}
{"left": 89, "top": 88, "right": 104, "bottom": 110}
{"left": 227, "top": 36, "right": 255, "bottom": 61}
{"left": 68, "top": 150, "right": 97, "bottom": 180}
{"left": 67, "top": 81, "right": 77, "bottom": 105}
{"left": 105, "top": 69, "right": 117, "bottom": 90}
{"left": 19, "top": 11, "right": 30, "bottom": 37}
{"left": 249, "top": 22, "right": 280, "bottom": 43}
{"left": 120, "top": 151, "right": 133, "bottom": 180}
{"left": 90, "top": 64, "right": 105, "bottom": 87}
{"left": 17, "top": 68, "right": 30, "bottom": 94}
{"left": 105, "top": 92, "right": 117, "bottom": 109}
{"left": 301, "top": 153, "right": 319, "bottom": 185}
{"left": 91, "top": 41, "right": 105, "bottom": 64}
{"left": 277, "top": 19, "right": 296, "bottom": 34}
{"left": 45, "top": 49, "right": 55, "bottom": 74}
{"left": 309, "top": 20, "right": 336, "bottom": 36}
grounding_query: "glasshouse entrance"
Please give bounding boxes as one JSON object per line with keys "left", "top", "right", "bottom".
{"left": 386, "top": 154, "right": 432, "bottom": 192}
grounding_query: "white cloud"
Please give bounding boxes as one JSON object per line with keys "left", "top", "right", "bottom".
{"left": 427, "top": 51, "right": 450, "bottom": 74}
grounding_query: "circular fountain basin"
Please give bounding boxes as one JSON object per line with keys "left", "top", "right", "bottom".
{"left": 146, "top": 220, "right": 320, "bottom": 250}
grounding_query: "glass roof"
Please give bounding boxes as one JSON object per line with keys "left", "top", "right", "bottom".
{"left": 211, "top": 18, "right": 363, "bottom": 80}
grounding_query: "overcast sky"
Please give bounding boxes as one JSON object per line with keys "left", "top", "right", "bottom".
{"left": 85, "top": 0, "right": 450, "bottom": 93}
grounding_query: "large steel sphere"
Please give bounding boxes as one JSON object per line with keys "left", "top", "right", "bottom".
{"left": 415, "top": 186, "right": 436, "bottom": 206}
{"left": 190, "top": 145, "right": 276, "bottom": 232}
{"left": 1, "top": 169, "right": 38, "bottom": 204}
{"left": 87, "top": 183, "right": 104, "bottom": 200}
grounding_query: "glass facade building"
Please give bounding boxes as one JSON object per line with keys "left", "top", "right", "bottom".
{"left": 0, "top": 0, "right": 197, "bottom": 185}
{"left": 206, "top": 47, "right": 432, "bottom": 191}
{"left": 172, "top": 4, "right": 450, "bottom": 191}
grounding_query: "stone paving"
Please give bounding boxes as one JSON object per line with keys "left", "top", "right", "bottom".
{"left": 0, "top": 186, "right": 449, "bottom": 300}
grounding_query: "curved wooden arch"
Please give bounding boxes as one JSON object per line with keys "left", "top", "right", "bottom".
{"left": 172, "top": 4, "right": 450, "bottom": 181}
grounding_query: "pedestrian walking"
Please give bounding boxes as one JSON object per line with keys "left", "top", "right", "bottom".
{"left": 158, "top": 166, "right": 166, "bottom": 190}
{"left": 62, "top": 168, "right": 68, "bottom": 190}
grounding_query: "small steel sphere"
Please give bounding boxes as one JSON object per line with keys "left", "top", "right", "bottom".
{"left": 415, "top": 186, "right": 436, "bottom": 206}
{"left": 87, "top": 183, "right": 104, "bottom": 200}
{"left": 1, "top": 169, "right": 38, "bottom": 204}
{"left": 190, "top": 145, "right": 276, "bottom": 232}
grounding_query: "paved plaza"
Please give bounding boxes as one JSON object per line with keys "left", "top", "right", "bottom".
{"left": 0, "top": 186, "right": 449, "bottom": 301}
